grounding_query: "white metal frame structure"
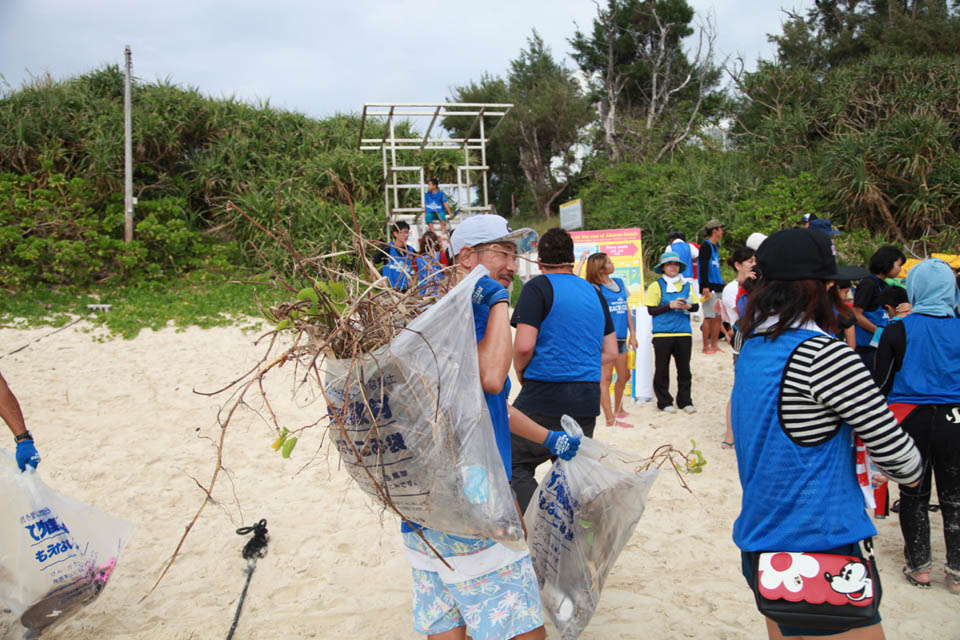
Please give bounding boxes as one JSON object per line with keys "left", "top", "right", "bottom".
{"left": 358, "top": 102, "right": 512, "bottom": 236}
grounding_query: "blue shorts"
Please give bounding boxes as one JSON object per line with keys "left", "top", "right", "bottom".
{"left": 740, "top": 544, "right": 882, "bottom": 636}
{"left": 425, "top": 209, "right": 446, "bottom": 223}
{"left": 403, "top": 530, "right": 543, "bottom": 640}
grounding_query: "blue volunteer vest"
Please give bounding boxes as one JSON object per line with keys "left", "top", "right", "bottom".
{"left": 598, "top": 278, "right": 629, "bottom": 339}
{"left": 670, "top": 241, "right": 694, "bottom": 279}
{"left": 651, "top": 279, "right": 692, "bottom": 335}
{"left": 731, "top": 329, "right": 876, "bottom": 552}
{"left": 705, "top": 239, "right": 723, "bottom": 286}
{"left": 889, "top": 314, "right": 960, "bottom": 405}
{"left": 854, "top": 276, "right": 889, "bottom": 347}
{"left": 523, "top": 274, "right": 605, "bottom": 383}
{"left": 416, "top": 253, "right": 443, "bottom": 296}
{"left": 383, "top": 243, "right": 414, "bottom": 290}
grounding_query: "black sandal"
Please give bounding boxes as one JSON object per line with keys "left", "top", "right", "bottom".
{"left": 902, "top": 566, "right": 932, "bottom": 588}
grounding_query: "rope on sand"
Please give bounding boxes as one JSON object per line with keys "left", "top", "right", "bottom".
{"left": 225, "top": 519, "right": 269, "bottom": 640}
{"left": 0, "top": 318, "right": 83, "bottom": 360}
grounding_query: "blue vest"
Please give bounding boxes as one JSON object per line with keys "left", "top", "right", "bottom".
{"left": 524, "top": 274, "right": 605, "bottom": 383}
{"left": 651, "top": 279, "right": 692, "bottom": 335}
{"left": 383, "top": 243, "right": 414, "bottom": 290}
{"left": 732, "top": 329, "right": 876, "bottom": 552}
{"left": 705, "top": 239, "right": 723, "bottom": 285}
{"left": 854, "top": 276, "right": 888, "bottom": 347}
{"left": 416, "top": 253, "right": 444, "bottom": 296}
{"left": 889, "top": 314, "right": 960, "bottom": 405}
{"left": 598, "top": 278, "right": 629, "bottom": 339}
{"left": 670, "top": 241, "right": 694, "bottom": 279}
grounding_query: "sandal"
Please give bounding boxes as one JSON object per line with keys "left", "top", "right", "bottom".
{"left": 902, "top": 566, "right": 931, "bottom": 588}
{"left": 947, "top": 577, "right": 960, "bottom": 595}
{"left": 614, "top": 420, "right": 634, "bottom": 429}
{"left": 721, "top": 441, "right": 735, "bottom": 450}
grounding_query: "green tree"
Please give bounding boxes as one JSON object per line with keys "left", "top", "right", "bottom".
{"left": 770, "top": 0, "right": 960, "bottom": 70}
{"left": 570, "top": 0, "right": 722, "bottom": 161}
{"left": 449, "top": 32, "right": 592, "bottom": 219}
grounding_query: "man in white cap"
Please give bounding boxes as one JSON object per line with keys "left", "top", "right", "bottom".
{"left": 399, "top": 214, "right": 579, "bottom": 640}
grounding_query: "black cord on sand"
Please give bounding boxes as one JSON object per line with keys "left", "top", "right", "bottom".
{"left": 225, "top": 519, "right": 269, "bottom": 640}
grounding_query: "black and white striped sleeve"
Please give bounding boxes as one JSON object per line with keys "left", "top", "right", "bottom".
{"left": 781, "top": 335, "right": 922, "bottom": 484}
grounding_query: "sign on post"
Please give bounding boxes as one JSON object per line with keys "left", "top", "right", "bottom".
{"left": 570, "top": 228, "right": 651, "bottom": 402}
{"left": 559, "top": 199, "right": 584, "bottom": 231}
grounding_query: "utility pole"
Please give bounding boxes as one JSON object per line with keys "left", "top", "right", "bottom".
{"left": 123, "top": 45, "right": 134, "bottom": 243}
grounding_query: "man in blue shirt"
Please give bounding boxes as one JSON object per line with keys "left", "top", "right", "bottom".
{"left": 400, "top": 215, "right": 579, "bottom": 640}
{"left": 511, "top": 227, "right": 618, "bottom": 511}
{"left": 376, "top": 221, "right": 416, "bottom": 291}
{"left": 424, "top": 178, "right": 453, "bottom": 238}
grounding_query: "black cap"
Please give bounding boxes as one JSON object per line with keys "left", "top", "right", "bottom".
{"left": 756, "top": 229, "right": 843, "bottom": 281}
{"left": 799, "top": 212, "right": 819, "bottom": 223}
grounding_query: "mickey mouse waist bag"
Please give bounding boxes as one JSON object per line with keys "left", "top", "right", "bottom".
{"left": 750, "top": 539, "right": 881, "bottom": 631}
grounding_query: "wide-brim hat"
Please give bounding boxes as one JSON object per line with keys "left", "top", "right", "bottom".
{"left": 450, "top": 214, "right": 538, "bottom": 256}
{"left": 654, "top": 251, "right": 686, "bottom": 274}
{"left": 756, "top": 229, "right": 843, "bottom": 281}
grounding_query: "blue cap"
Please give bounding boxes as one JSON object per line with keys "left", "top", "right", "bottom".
{"left": 809, "top": 218, "right": 841, "bottom": 235}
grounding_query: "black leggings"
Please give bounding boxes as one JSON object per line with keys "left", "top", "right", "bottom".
{"left": 897, "top": 404, "right": 960, "bottom": 579}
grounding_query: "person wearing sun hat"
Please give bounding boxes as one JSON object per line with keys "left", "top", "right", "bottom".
{"left": 731, "top": 228, "right": 922, "bottom": 638}
{"left": 644, "top": 250, "right": 700, "bottom": 413}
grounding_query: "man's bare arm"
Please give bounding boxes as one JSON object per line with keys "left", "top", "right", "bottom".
{"left": 513, "top": 323, "right": 539, "bottom": 382}
{"left": 0, "top": 372, "right": 27, "bottom": 437}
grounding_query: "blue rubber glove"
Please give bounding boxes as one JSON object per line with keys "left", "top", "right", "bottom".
{"left": 472, "top": 275, "right": 509, "bottom": 308}
{"left": 543, "top": 429, "right": 580, "bottom": 461}
{"left": 16, "top": 439, "right": 41, "bottom": 472}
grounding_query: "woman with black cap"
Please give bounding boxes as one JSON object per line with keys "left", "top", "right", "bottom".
{"left": 731, "top": 228, "right": 922, "bottom": 639}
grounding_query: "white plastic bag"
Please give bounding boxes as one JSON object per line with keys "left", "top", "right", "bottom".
{"left": 525, "top": 416, "right": 658, "bottom": 639}
{"left": 0, "top": 451, "right": 134, "bottom": 634}
{"left": 324, "top": 267, "right": 523, "bottom": 545}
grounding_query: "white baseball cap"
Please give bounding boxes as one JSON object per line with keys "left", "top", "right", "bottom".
{"left": 450, "top": 215, "right": 538, "bottom": 256}
{"left": 746, "top": 232, "right": 767, "bottom": 251}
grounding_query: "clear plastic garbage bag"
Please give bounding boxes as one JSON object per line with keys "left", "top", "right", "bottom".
{"left": 525, "top": 416, "right": 658, "bottom": 639}
{"left": 323, "top": 267, "right": 524, "bottom": 546}
{"left": 0, "top": 451, "right": 134, "bottom": 635}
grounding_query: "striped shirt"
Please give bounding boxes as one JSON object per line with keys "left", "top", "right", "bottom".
{"left": 778, "top": 333, "right": 922, "bottom": 484}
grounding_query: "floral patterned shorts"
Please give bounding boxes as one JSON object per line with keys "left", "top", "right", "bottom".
{"left": 404, "top": 530, "right": 543, "bottom": 640}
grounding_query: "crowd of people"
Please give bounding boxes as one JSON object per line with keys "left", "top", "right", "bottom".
{"left": 371, "top": 210, "right": 960, "bottom": 639}
{"left": 5, "top": 206, "right": 956, "bottom": 640}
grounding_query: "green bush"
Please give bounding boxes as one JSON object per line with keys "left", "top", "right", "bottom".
{"left": 0, "top": 172, "right": 237, "bottom": 290}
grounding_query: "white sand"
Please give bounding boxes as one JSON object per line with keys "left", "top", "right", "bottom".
{"left": 0, "top": 321, "right": 955, "bottom": 639}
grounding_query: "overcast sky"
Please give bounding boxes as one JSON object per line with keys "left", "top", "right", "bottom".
{"left": 1, "top": 0, "right": 812, "bottom": 120}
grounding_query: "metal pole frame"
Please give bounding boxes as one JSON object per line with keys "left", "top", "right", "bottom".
{"left": 358, "top": 102, "right": 512, "bottom": 238}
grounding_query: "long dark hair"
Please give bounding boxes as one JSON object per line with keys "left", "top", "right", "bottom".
{"left": 742, "top": 279, "right": 844, "bottom": 339}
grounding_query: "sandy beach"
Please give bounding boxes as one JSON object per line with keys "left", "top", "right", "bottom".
{"left": 0, "top": 319, "right": 956, "bottom": 639}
